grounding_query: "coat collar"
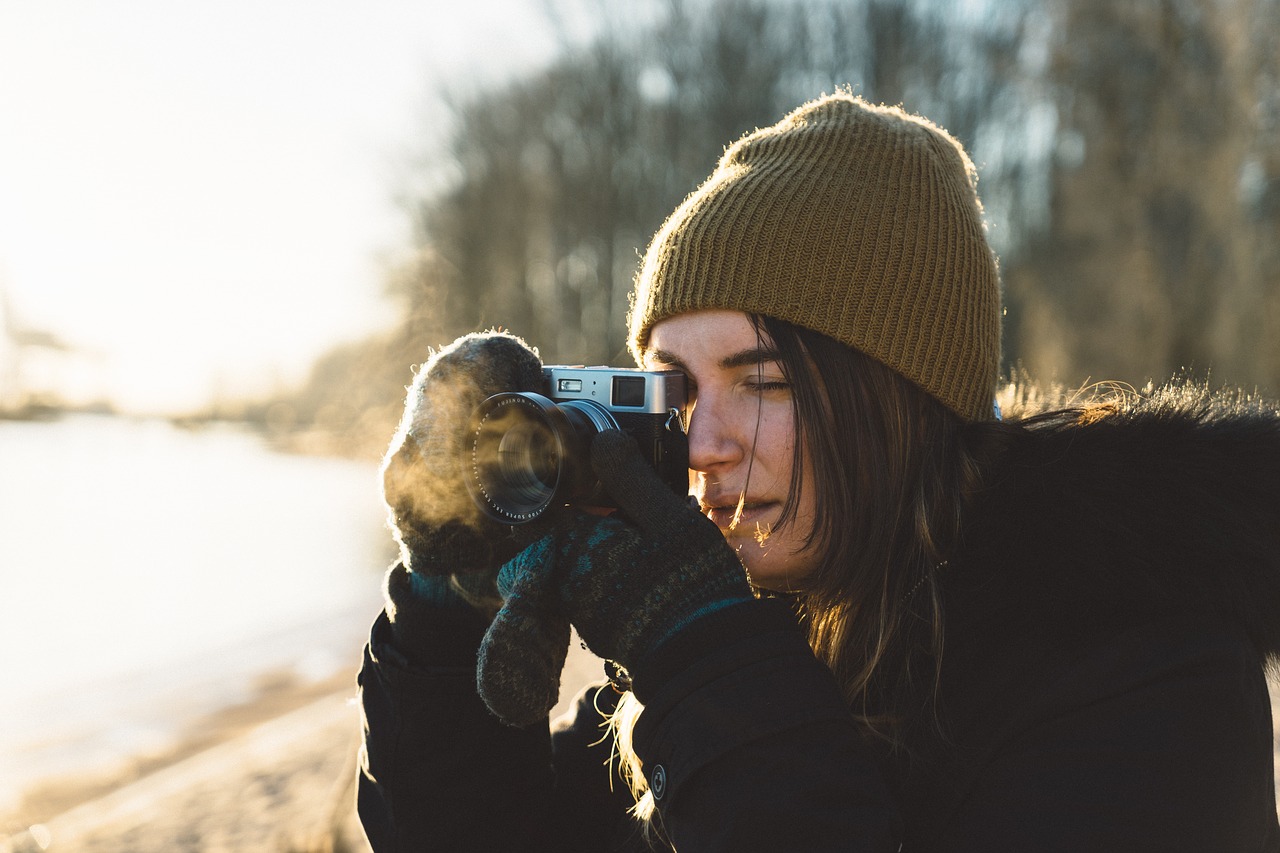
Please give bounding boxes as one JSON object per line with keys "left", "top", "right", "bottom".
{"left": 955, "top": 383, "right": 1280, "bottom": 660}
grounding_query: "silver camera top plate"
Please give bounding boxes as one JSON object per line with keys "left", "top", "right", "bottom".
{"left": 542, "top": 366, "right": 685, "bottom": 415}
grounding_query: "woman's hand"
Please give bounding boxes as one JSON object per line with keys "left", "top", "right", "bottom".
{"left": 478, "top": 429, "right": 754, "bottom": 726}
{"left": 379, "top": 331, "right": 547, "bottom": 663}
{"left": 383, "top": 330, "right": 547, "bottom": 578}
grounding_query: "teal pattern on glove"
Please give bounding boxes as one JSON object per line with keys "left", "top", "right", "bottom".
{"left": 475, "top": 536, "right": 570, "bottom": 727}
{"left": 477, "top": 429, "right": 753, "bottom": 726}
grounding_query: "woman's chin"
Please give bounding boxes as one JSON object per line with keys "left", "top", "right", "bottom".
{"left": 725, "top": 537, "right": 815, "bottom": 593}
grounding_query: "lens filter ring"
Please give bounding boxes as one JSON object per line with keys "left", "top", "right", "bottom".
{"left": 466, "top": 392, "right": 578, "bottom": 524}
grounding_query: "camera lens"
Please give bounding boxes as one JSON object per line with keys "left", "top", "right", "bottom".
{"left": 466, "top": 393, "right": 618, "bottom": 523}
{"left": 493, "top": 418, "right": 558, "bottom": 509}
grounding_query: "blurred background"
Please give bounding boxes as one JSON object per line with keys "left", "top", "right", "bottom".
{"left": 2, "top": 0, "right": 1278, "bottom": 849}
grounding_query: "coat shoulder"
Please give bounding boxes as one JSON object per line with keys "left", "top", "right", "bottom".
{"left": 959, "top": 382, "right": 1280, "bottom": 660}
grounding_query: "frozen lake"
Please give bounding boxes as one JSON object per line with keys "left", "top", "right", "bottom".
{"left": 0, "top": 415, "right": 393, "bottom": 813}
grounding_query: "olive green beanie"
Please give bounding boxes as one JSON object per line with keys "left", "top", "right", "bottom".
{"left": 627, "top": 93, "right": 1002, "bottom": 422}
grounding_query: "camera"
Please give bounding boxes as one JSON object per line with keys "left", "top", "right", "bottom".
{"left": 465, "top": 366, "right": 688, "bottom": 524}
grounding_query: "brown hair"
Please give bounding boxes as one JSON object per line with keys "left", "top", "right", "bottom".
{"left": 755, "top": 315, "right": 987, "bottom": 739}
{"left": 614, "top": 317, "right": 994, "bottom": 827}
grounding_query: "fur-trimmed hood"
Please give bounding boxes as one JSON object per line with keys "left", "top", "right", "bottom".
{"left": 955, "top": 383, "right": 1280, "bottom": 664}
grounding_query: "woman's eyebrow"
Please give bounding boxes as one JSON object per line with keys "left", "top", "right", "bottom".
{"left": 646, "top": 348, "right": 686, "bottom": 370}
{"left": 647, "top": 346, "right": 783, "bottom": 370}
{"left": 719, "top": 346, "right": 784, "bottom": 369}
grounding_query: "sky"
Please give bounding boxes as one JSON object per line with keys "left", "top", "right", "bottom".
{"left": 0, "top": 1, "right": 577, "bottom": 413}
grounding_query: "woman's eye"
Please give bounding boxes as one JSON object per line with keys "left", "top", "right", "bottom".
{"left": 746, "top": 379, "right": 790, "bottom": 393}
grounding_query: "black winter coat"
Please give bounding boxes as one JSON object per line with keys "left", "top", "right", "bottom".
{"left": 357, "top": 392, "right": 1280, "bottom": 851}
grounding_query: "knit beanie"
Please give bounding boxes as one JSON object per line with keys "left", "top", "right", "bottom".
{"left": 627, "top": 93, "right": 1002, "bottom": 422}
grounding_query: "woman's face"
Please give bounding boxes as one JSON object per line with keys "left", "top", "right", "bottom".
{"left": 644, "top": 309, "right": 820, "bottom": 591}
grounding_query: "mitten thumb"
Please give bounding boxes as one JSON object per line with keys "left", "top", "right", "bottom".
{"left": 476, "top": 539, "right": 571, "bottom": 727}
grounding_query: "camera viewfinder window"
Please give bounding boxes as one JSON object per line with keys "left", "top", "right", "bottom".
{"left": 612, "top": 376, "right": 646, "bottom": 408}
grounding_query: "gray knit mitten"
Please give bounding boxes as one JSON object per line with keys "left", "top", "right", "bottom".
{"left": 477, "top": 429, "right": 753, "bottom": 726}
{"left": 380, "top": 331, "right": 545, "bottom": 657}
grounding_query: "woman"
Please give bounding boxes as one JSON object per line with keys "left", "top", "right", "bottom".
{"left": 357, "top": 94, "right": 1280, "bottom": 850}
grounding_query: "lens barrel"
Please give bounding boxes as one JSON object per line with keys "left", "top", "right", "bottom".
{"left": 466, "top": 392, "right": 618, "bottom": 524}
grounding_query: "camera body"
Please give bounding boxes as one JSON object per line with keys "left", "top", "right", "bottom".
{"left": 466, "top": 366, "right": 688, "bottom": 524}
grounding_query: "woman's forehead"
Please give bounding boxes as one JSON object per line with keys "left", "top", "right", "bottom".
{"left": 646, "top": 311, "right": 788, "bottom": 375}
{"left": 648, "top": 309, "right": 757, "bottom": 352}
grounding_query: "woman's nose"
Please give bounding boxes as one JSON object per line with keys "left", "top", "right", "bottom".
{"left": 684, "top": 397, "right": 743, "bottom": 473}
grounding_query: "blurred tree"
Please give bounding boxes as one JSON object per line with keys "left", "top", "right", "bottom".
{"left": 1004, "top": 0, "right": 1280, "bottom": 392}
{"left": 282, "top": 0, "right": 1280, "bottom": 457}
{"left": 386, "top": 0, "right": 883, "bottom": 368}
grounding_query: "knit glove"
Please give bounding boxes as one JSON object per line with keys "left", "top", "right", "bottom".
{"left": 380, "top": 331, "right": 546, "bottom": 660}
{"left": 477, "top": 429, "right": 754, "bottom": 726}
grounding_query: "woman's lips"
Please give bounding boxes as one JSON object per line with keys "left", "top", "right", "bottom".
{"left": 704, "top": 501, "right": 778, "bottom": 530}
